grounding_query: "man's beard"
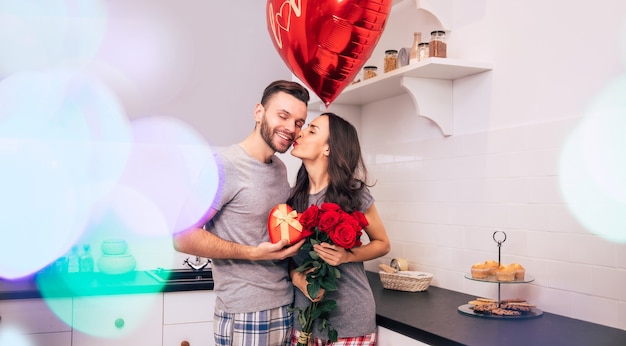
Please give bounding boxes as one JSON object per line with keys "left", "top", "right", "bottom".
{"left": 260, "top": 115, "right": 291, "bottom": 154}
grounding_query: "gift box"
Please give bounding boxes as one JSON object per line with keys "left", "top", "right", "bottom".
{"left": 268, "top": 204, "right": 304, "bottom": 245}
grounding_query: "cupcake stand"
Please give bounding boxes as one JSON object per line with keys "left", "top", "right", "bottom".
{"left": 458, "top": 231, "right": 543, "bottom": 319}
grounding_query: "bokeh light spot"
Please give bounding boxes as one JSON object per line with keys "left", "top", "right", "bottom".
{"left": 66, "top": 293, "right": 160, "bottom": 338}
{"left": 560, "top": 77, "right": 626, "bottom": 243}
{"left": 0, "top": 0, "right": 108, "bottom": 76}
{"left": 120, "top": 116, "right": 219, "bottom": 236}
{"left": 0, "top": 69, "right": 131, "bottom": 279}
{"left": 0, "top": 140, "right": 76, "bottom": 279}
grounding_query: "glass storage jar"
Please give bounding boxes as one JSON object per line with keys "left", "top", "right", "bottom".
{"left": 418, "top": 42, "right": 429, "bottom": 61}
{"left": 429, "top": 30, "right": 447, "bottom": 58}
{"left": 363, "top": 66, "right": 378, "bottom": 80}
{"left": 384, "top": 49, "right": 398, "bottom": 72}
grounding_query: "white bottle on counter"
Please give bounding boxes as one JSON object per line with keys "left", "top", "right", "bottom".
{"left": 79, "top": 244, "right": 94, "bottom": 272}
{"left": 67, "top": 246, "right": 80, "bottom": 273}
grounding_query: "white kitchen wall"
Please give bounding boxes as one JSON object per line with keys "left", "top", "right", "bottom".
{"left": 332, "top": 0, "right": 626, "bottom": 331}
{"left": 91, "top": 0, "right": 293, "bottom": 146}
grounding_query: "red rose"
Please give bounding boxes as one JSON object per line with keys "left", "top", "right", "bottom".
{"left": 318, "top": 210, "right": 340, "bottom": 232}
{"left": 320, "top": 202, "right": 340, "bottom": 212}
{"left": 329, "top": 220, "right": 358, "bottom": 249}
{"left": 298, "top": 205, "right": 319, "bottom": 231}
{"left": 351, "top": 211, "right": 369, "bottom": 229}
{"left": 301, "top": 228, "right": 315, "bottom": 239}
{"left": 354, "top": 230, "right": 363, "bottom": 247}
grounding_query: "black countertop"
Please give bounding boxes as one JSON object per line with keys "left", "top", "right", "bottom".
{"left": 0, "top": 270, "right": 213, "bottom": 300}
{"left": 367, "top": 271, "right": 626, "bottom": 346}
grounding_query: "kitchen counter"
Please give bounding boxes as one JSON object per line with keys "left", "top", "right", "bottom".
{"left": 367, "top": 271, "right": 626, "bottom": 346}
{"left": 3, "top": 271, "right": 625, "bottom": 345}
{"left": 0, "top": 270, "right": 213, "bottom": 300}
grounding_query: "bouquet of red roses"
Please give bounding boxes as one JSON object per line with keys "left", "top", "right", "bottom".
{"left": 292, "top": 202, "right": 368, "bottom": 345}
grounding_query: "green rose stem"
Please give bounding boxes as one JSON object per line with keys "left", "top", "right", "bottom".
{"left": 295, "top": 237, "right": 339, "bottom": 345}
{"left": 289, "top": 203, "right": 368, "bottom": 345}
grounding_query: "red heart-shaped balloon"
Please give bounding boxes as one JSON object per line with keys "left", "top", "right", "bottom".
{"left": 266, "top": 0, "right": 393, "bottom": 107}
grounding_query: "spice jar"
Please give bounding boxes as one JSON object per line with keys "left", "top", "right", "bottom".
{"left": 418, "top": 42, "right": 429, "bottom": 61}
{"left": 429, "top": 30, "right": 447, "bottom": 58}
{"left": 363, "top": 66, "right": 378, "bottom": 80}
{"left": 384, "top": 49, "right": 398, "bottom": 72}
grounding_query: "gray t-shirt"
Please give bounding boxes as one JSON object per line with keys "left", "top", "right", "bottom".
{"left": 207, "top": 145, "right": 292, "bottom": 313}
{"left": 293, "top": 187, "right": 377, "bottom": 339}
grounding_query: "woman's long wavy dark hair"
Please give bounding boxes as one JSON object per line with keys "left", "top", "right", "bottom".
{"left": 287, "top": 112, "right": 370, "bottom": 213}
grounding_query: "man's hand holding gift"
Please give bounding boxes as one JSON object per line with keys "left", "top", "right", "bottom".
{"left": 268, "top": 204, "right": 314, "bottom": 245}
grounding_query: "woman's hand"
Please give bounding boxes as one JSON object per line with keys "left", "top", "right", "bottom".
{"left": 313, "top": 242, "right": 352, "bottom": 266}
{"left": 292, "top": 269, "right": 324, "bottom": 302}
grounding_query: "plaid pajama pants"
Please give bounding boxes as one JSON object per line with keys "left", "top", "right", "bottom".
{"left": 214, "top": 305, "right": 292, "bottom": 346}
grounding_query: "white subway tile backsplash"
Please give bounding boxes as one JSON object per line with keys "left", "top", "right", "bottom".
{"left": 617, "top": 244, "right": 626, "bottom": 270}
{"left": 361, "top": 117, "right": 626, "bottom": 330}
{"left": 464, "top": 226, "right": 505, "bottom": 252}
{"left": 385, "top": 220, "right": 425, "bottom": 244}
{"left": 484, "top": 153, "right": 517, "bottom": 178}
{"left": 421, "top": 245, "right": 452, "bottom": 269}
{"left": 403, "top": 243, "right": 429, "bottom": 265}
{"left": 434, "top": 224, "right": 466, "bottom": 248}
{"left": 592, "top": 267, "right": 626, "bottom": 301}
{"left": 523, "top": 118, "right": 580, "bottom": 152}
{"left": 528, "top": 176, "right": 565, "bottom": 203}
{"left": 569, "top": 235, "right": 616, "bottom": 267}
{"left": 485, "top": 127, "right": 528, "bottom": 154}
{"left": 526, "top": 231, "right": 571, "bottom": 261}
{"left": 487, "top": 178, "right": 531, "bottom": 203}
{"left": 516, "top": 149, "right": 561, "bottom": 177}
{"left": 546, "top": 261, "right": 593, "bottom": 294}
{"left": 429, "top": 268, "right": 466, "bottom": 290}
{"left": 544, "top": 205, "right": 588, "bottom": 233}
{"left": 570, "top": 292, "right": 619, "bottom": 329}
{"left": 619, "top": 302, "right": 626, "bottom": 331}
{"left": 375, "top": 153, "right": 395, "bottom": 164}
{"left": 530, "top": 286, "right": 571, "bottom": 317}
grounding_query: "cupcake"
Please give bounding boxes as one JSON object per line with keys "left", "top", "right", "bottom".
{"left": 495, "top": 265, "right": 516, "bottom": 282}
{"left": 471, "top": 262, "right": 490, "bottom": 279}
{"left": 510, "top": 263, "right": 525, "bottom": 280}
{"left": 484, "top": 260, "right": 499, "bottom": 276}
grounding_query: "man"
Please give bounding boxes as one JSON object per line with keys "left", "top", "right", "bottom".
{"left": 173, "top": 80, "right": 310, "bottom": 346}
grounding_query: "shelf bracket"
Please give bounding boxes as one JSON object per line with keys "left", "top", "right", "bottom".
{"left": 415, "top": 0, "right": 452, "bottom": 31}
{"left": 400, "top": 76, "right": 453, "bottom": 136}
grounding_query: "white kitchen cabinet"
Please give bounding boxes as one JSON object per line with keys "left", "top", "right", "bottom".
{"left": 377, "top": 326, "right": 430, "bottom": 346}
{"left": 0, "top": 298, "right": 72, "bottom": 346}
{"left": 72, "top": 293, "right": 163, "bottom": 346}
{"left": 162, "top": 291, "right": 216, "bottom": 346}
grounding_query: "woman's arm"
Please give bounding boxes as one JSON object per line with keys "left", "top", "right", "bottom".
{"left": 313, "top": 203, "right": 390, "bottom": 266}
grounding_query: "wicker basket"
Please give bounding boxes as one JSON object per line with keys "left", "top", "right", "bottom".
{"left": 379, "top": 271, "right": 433, "bottom": 292}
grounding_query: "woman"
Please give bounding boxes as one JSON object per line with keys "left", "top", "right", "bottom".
{"left": 287, "top": 112, "right": 391, "bottom": 345}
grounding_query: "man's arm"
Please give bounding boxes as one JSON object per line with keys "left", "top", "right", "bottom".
{"left": 172, "top": 208, "right": 304, "bottom": 261}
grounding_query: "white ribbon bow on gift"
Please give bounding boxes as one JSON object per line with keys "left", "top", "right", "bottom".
{"left": 272, "top": 204, "right": 303, "bottom": 244}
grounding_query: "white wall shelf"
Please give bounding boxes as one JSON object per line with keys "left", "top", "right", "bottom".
{"left": 311, "top": 58, "right": 492, "bottom": 136}
{"left": 313, "top": 58, "right": 491, "bottom": 107}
